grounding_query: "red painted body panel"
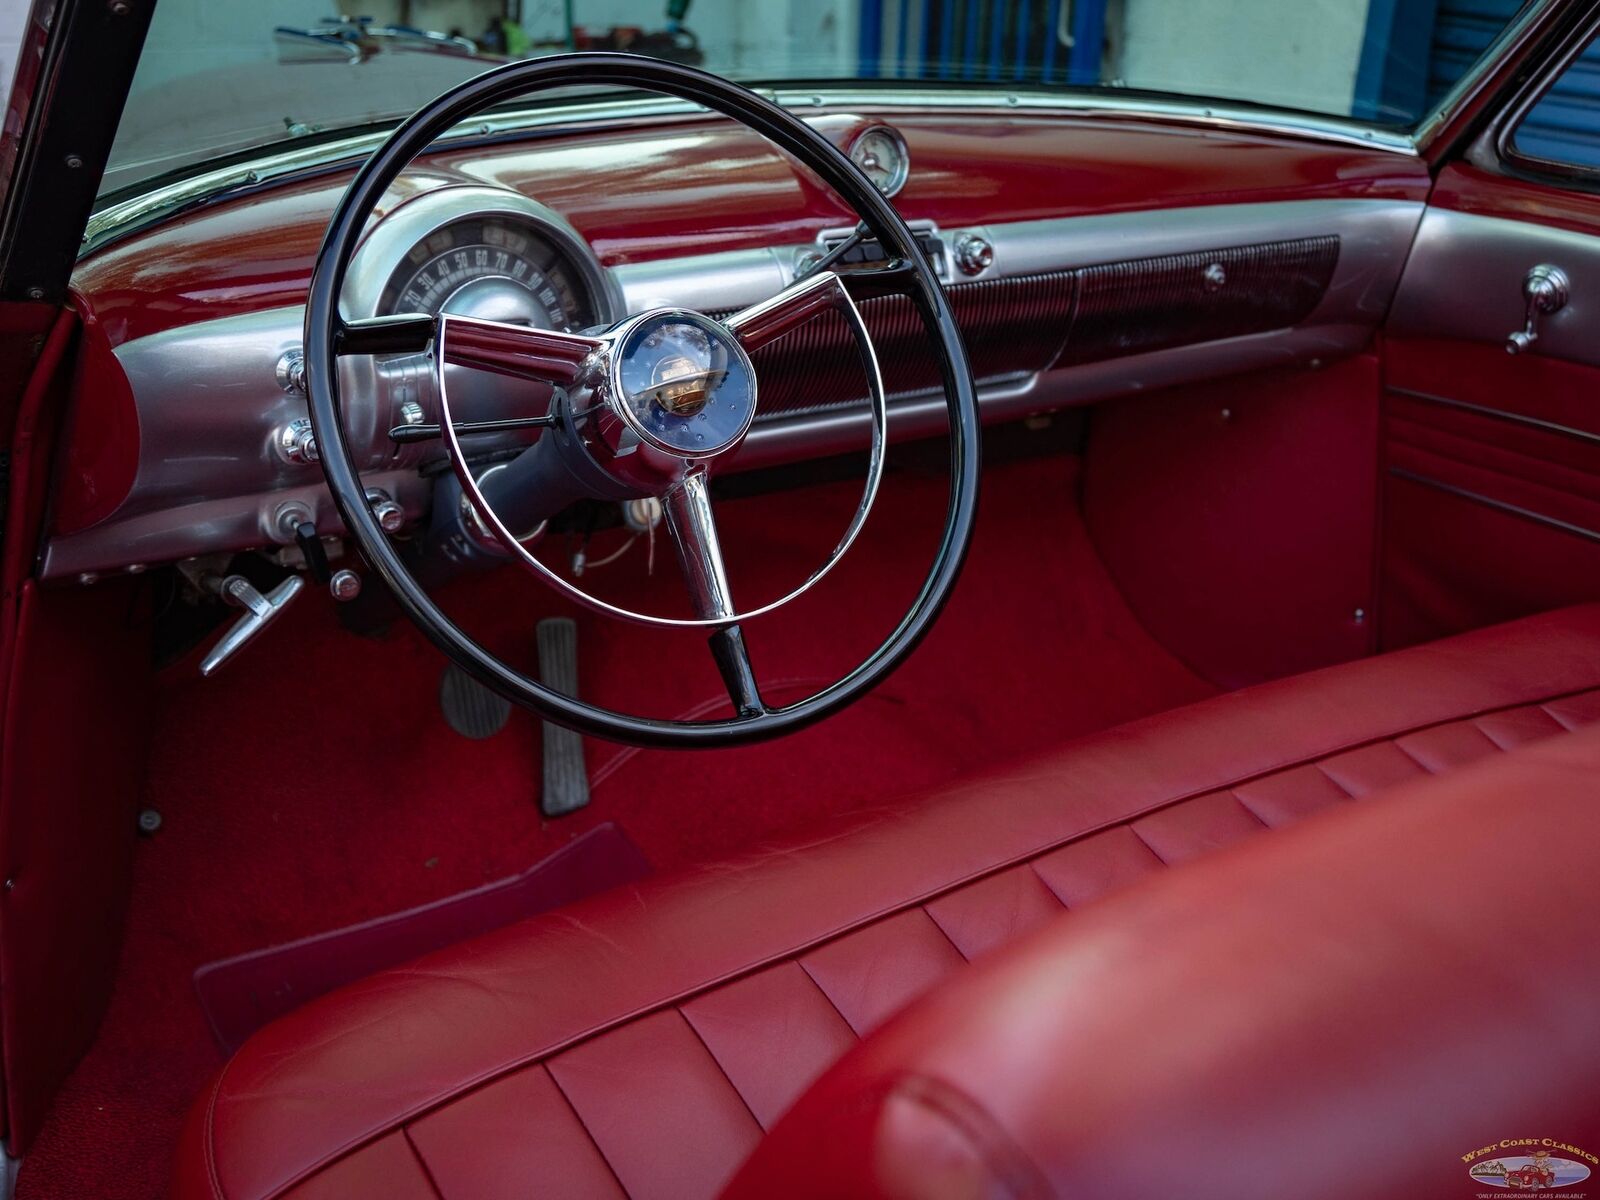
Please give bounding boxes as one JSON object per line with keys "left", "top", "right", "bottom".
{"left": 71, "top": 113, "right": 1430, "bottom": 347}
{"left": 1431, "top": 161, "right": 1600, "bottom": 236}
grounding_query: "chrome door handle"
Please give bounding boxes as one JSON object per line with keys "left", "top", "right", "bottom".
{"left": 1506, "top": 264, "right": 1570, "bottom": 355}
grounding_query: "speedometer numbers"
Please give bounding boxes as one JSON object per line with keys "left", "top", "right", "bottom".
{"left": 378, "top": 217, "right": 598, "bottom": 330}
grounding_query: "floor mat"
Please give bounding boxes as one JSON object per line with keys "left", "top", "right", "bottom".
{"left": 15, "top": 450, "right": 1216, "bottom": 1199}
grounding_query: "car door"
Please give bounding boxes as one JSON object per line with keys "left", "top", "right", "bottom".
{"left": 1382, "top": 11, "right": 1600, "bottom": 650}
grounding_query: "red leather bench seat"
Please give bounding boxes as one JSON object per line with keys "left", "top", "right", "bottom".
{"left": 728, "top": 716, "right": 1600, "bottom": 1199}
{"left": 174, "top": 605, "right": 1600, "bottom": 1200}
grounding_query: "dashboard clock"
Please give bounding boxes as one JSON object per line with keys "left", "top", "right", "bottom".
{"left": 847, "top": 124, "right": 910, "bottom": 197}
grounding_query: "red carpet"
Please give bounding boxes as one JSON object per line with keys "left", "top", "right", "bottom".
{"left": 15, "top": 450, "right": 1214, "bottom": 1198}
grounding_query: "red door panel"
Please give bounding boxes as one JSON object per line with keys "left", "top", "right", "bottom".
{"left": 1379, "top": 163, "right": 1600, "bottom": 649}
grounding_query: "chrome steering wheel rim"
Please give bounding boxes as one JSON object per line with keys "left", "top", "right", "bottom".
{"left": 304, "top": 52, "right": 981, "bottom": 748}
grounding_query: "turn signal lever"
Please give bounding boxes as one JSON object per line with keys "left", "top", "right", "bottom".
{"left": 1506, "top": 264, "right": 1569, "bottom": 355}
{"left": 198, "top": 574, "right": 305, "bottom": 676}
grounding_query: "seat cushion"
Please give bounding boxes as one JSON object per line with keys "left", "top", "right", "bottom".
{"left": 174, "top": 605, "right": 1600, "bottom": 1200}
{"left": 726, "top": 720, "right": 1600, "bottom": 1200}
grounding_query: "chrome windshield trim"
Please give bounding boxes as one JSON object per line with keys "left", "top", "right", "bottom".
{"left": 1413, "top": 0, "right": 1561, "bottom": 155}
{"left": 764, "top": 88, "right": 1417, "bottom": 153}
{"left": 84, "top": 86, "right": 1417, "bottom": 257}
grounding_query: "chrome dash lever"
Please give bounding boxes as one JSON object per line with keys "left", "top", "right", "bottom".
{"left": 1506, "top": 264, "right": 1570, "bottom": 355}
{"left": 199, "top": 574, "right": 305, "bottom": 676}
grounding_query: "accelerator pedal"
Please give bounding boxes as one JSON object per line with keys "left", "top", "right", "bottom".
{"left": 439, "top": 663, "right": 512, "bottom": 739}
{"left": 538, "top": 617, "right": 591, "bottom": 817}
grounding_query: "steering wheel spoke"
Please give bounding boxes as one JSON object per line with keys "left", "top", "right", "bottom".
{"left": 725, "top": 269, "right": 853, "bottom": 354}
{"left": 438, "top": 312, "right": 603, "bottom": 386}
{"left": 709, "top": 625, "right": 765, "bottom": 718}
{"left": 662, "top": 469, "right": 736, "bottom": 621}
{"left": 661, "top": 470, "right": 766, "bottom": 717}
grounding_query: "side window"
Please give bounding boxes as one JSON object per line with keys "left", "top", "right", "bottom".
{"left": 1508, "top": 33, "right": 1600, "bottom": 172}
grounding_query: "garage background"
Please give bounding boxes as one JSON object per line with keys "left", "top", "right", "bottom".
{"left": 0, "top": 1, "right": 1588, "bottom": 160}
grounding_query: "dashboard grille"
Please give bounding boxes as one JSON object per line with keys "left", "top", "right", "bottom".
{"left": 741, "top": 234, "right": 1339, "bottom": 423}
{"left": 1059, "top": 235, "right": 1340, "bottom": 365}
{"left": 742, "top": 269, "right": 1078, "bottom": 420}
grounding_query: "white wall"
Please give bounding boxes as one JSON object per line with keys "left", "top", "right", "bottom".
{"left": 0, "top": 0, "right": 858, "bottom": 103}
{"left": 1112, "top": 0, "right": 1373, "bottom": 117}
{"left": 0, "top": 0, "right": 30, "bottom": 99}
{"left": 543, "top": 0, "right": 857, "bottom": 77}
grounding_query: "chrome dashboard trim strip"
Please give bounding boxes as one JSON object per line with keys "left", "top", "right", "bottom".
{"left": 84, "top": 88, "right": 1417, "bottom": 257}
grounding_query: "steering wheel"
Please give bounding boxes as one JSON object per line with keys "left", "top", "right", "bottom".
{"left": 304, "top": 54, "right": 980, "bottom": 748}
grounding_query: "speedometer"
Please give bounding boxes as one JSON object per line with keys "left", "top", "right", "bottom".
{"left": 378, "top": 216, "right": 601, "bottom": 331}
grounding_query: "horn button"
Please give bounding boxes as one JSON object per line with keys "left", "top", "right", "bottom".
{"left": 612, "top": 311, "right": 757, "bottom": 458}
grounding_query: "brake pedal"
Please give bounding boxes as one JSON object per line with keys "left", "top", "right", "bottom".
{"left": 439, "top": 663, "right": 512, "bottom": 739}
{"left": 538, "top": 618, "right": 591, "bottom": 817}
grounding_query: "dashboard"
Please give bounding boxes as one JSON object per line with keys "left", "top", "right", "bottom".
{"left": 49, "top": 108, "right": 1433, "bottom": 582}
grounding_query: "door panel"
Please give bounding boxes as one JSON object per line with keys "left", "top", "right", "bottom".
{"left": 1381, "top": 164, "right": 1600, "bottom": 649}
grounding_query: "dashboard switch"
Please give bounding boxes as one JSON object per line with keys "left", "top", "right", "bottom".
{"left": 954, "top": 232, "right": 994, "bottom": 276}
{"left": 328, "top": 568, "right": 362, "bottom": 602}
{"left": 275, "top": 417, "right": 319, "bottom": 465}
{"left": 293, "top": 521, "right": 332, "bottom": 585}
{"left": 275, "top": 349, "right": 307, "bottom": 395}
{"left": 269, "top": 500, "right": 314, "bottom": 545}
{"left": 365, "top": 489, "right": 406, "bottom": 534}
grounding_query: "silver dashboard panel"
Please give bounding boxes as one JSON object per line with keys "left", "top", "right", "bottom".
{"left": 1387, "top": 207, "right": 1600, "bottom": 369}
{"left": 44, "top": 197, "right": 1422, "bottom": 580}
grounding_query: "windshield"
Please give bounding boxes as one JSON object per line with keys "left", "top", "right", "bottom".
{"left": 103, "top": 0, "right": 1533, "bottom": 195}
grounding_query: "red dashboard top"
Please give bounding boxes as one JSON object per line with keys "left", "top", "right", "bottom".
{"left": 71, "top": 110, "right": 1430, "bottom": 347}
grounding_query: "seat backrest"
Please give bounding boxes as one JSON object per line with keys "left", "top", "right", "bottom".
{"left": 724, "top": 725, "right": 1600, "bottom": 1200}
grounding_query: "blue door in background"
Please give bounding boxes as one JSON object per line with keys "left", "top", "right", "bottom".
{"left": 858, "top": 0, "right": 1596, "bottom": 158}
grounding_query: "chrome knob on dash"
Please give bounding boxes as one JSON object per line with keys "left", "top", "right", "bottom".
{"left": 1506, "top": 264, "right": 1569, "bottom": 355}
{"left": 365, "top": 489, "right": 406, "bottom": 534}
{"left": 275, "top": 416, "right": 319, "bottom": 464}
{"left": 954, "top": 232, "right": 994, "bottom": 276}
{"left": 328, "top": 568, "right": 362, "bottom": 602}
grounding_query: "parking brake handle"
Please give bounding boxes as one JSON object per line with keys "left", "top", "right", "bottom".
{"left": 199, "top": 574, "right": 305, "bottom": 676}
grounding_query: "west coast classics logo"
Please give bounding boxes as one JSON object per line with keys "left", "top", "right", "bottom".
{"left": 1463, "top": 1140, "right": 1595, "bottom": 1194}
